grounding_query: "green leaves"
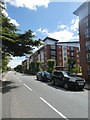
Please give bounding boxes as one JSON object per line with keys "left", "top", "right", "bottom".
{"left": 1, "top": 1, "right": 42, "bottom": 72}
{"left": 1, "top": 2, "right": 42, "bottom": 57}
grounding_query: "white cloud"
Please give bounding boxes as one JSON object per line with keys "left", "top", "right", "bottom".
{"left": 8, "top": 56, "right": 26, "bottom": 68}
{"left": 4, "top": 0, "right": 51, "bottom": 10}
{"left": 37, "top": 28, "right": 48, "bottom": 34}
{"left": 57, "top": 24, "right": 68, "bottom": 30}
{"left": 70, "top": 18, "right": 79, "bottom": 32}
{"left": 37, "top": 18, "right": 79, "bottom": 42}
{"left": 48, "top": 30, "right": 74, "bottom": 42}
{"left": 2, "top": 9, "right": 8, "bottom": 17}
{"left": 9, "top": 17, "right": 20, "bottom": 27}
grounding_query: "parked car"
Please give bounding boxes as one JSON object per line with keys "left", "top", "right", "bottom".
{"left": 37, "top": 71, "right": 51, "bottom": 82}
{"left": 51, "top": 70, "right": 86, "bottom": 90}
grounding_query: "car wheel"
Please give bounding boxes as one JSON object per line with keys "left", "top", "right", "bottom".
{"left": 51, "top": 79, "right": 55, "bottom": 85}
{"left": 64, "top": 82, "right": 69, "bottom": 90}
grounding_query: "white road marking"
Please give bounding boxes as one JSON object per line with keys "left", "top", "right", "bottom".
{"left": 24, "top": 84, "right": 32, "bottom": 91}
{"left": 17, "top": 77, "right": 18, "bottom": 79}
{"left": 19, "top": 79, "right": 22, "bottom": 83}
{"left": 40, "top": 97, "right": 68, "bottom": 119}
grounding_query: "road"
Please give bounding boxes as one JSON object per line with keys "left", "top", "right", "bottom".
{"left": 1, "top": 71, "right": 89, "bottom": 119}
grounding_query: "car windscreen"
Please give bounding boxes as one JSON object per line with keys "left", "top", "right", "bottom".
{"left": 62, "top": 71, "right": 73, "bottom": 77}
{"left": 44, "top": 72, "right": 50, "bottom": 75}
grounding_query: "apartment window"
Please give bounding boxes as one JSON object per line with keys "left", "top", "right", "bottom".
{"left": 86, "top": 41, "right": 90, "bottom": 50}
{"left": 87, "top": 53, "right": 90, "bottom": 61}
{"left": 70, "top": 47, "right": 74, "bottom": 51}
{"left": 84, "top": 18, "right": 88, "bottom": 27}
{"left": 63, "top": 46, "right": 67, "bottom": 50}
{"left": 51, "top": 45, "right": 55, "bottom": 49}
{"left": 64, "top": 52, "right": 67, "bottom": 56}
{"left": 85, "top": 28, "right": 90, "bottom": 38}
{"left": 64, "top": 57, "right": 67, "bottom": 61}
{"left": 71, "top": 52, "right": 74, "bottom": 56}
{"left": 77, "top": 55, "right": 79, "bottom": 58}
{"left": 88, "top": 66, "right": 90, "bottom": 75}
{"left": 51, "top": 51, "right": 56, "bottom": 55}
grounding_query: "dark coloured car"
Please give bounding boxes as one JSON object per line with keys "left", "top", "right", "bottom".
{"left": 37, "top": 71, "right": 51, "bottom": 82}
{"left": 51, "top": 71, "right": 86, "bottom": 90}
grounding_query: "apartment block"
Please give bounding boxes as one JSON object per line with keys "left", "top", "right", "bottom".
{"left": 73, "top": 1, "right": 90, "bottom": 80}
{"left": 29, "top": 37, "right": 80, "bottom": 71}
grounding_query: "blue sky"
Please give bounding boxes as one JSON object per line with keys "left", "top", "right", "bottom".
{"left": 3, "top": 0, "right": 86, "bottom": 68}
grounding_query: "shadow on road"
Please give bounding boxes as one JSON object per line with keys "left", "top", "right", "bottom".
{"left": 35, "top": 78, "right": 84, "bottom": 92}
{"left": 2, "top": 80, "right": 20, "bottom": 94}
{"left": 47, "top": 83, "right": 84, "bottom": 92}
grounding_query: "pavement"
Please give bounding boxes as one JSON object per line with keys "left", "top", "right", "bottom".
{"left": 84, "top": 82, "right": 90, "bottom": 90}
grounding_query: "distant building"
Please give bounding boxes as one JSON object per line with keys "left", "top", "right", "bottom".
{"left": 73, "top": 0, "right": 90, "bottom": 80}
{"left": 29, "top": 37, "right": 80, "bottom": 71}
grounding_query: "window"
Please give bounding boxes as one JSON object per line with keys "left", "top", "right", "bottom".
{"left": 87, "top": 53, "right": 90, "bottom": 61}
{"left": 85, "top": 28, "right": 90, "bottom": 38}
{"left": 63, "top": 46, "right": 67, "bottom": 50}
{"left": 64, "top": 52, "right": 67, "bottom": 56}
{"left": 51, "top": 45, "right": 55, "bottom": 49}
{"left": 70, "top": 47, "right": 74, "bottom": 51}
{"left": 77, "top": 55, "right": 79, "bottom": 58}
{"left": 51, "top": 51, "right": 56, "bottom": 55}
{"left": 64, "top": 57, "right": 67, "bottom": 61}
{"left": 88, "top": 66, "right": 90, "bottom": 75}
{"left": 84, "top": 18, "right": 88, "bottom": 27}
{"left": 86, "top": 41, "right": 90, "bottom": 50}
{"left": 71, "top": 52, "right": 74, "bottom": 56}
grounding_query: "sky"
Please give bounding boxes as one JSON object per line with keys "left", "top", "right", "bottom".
{"left": 2, "top": 0, "right": 86, "bottom": 68}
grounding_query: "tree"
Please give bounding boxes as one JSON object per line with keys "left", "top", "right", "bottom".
{"left": 29, "top": 61, "right": 41, "bottom": 75}
{"left": 67, "top": 58, "right": 76, "bottom": 73}
{"left": 47, "top": 59, "right": 55, "bottom": 73}
{"left": 35, "top": 61, "right": 41, "bottom": 73}
{"left": 72, "top": 65, "right": 81, "bottom": 75}
{"left": 14, "top": 65, "right": 22, "bottom": 72}
{"left": 2, "top": 53, "right": 11, "bottom": 72}
{"left": 0, "top": 1, "right": 42, "bottom": 72}
{"left": 29, "top": 62, "right": 36, "bottom": 75}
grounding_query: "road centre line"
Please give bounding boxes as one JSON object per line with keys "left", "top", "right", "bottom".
{"left": 24, "top": 84, "right": 32, "bottom": 91}
{"left": 19, "top": 79, "right": 22, "bottom": 83}
{"left": 40, "top": 97, "right": 68, "bottom": 119}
